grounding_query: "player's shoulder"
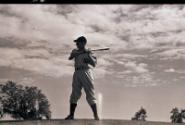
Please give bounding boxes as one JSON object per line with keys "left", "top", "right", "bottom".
{"left": 85, "top": 48, "right": 94, "bottom": 54}
{"left": 71, "top": 49, "right": 78, "bottom": 53}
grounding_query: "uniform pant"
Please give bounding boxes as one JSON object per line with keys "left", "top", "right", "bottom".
{"left": 70, "top": 69, "right": 96, "bottom": 105}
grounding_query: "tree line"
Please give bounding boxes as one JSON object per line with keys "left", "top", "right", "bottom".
{"left": 0, "top": 81, "right": 51, "bottom": 120}
{"left": 0, "top": 80, "right": 185, "bottom": 123}
{"left": 131, "top": 107, "right": 185, "bottom": 123}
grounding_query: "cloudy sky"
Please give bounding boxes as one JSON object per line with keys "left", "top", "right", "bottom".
{"left": 1, "top": 4, "right": 185, "bottom": 122}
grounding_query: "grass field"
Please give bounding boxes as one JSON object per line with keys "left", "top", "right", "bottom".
{"left": 0, "top": 119, "right": 184, "bottom": 125}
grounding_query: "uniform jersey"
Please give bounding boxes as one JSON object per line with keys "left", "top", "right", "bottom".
{"left": 75, "top": 52, "right": 90, "bottom": 69}
{"left": 71, "top": 49, "right": 97, "bottom": 69}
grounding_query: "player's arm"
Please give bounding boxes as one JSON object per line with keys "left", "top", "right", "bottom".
{"left": 84, "top": 50, "right": 97, "bottom": 67}
{"left": 68, "top": 49, "right": 77, "bottom": 60}
{"left": 88, "top": 54, "right": 97, "bottom": 67}
{"left": 69, "top": 49, "right": 81, "bottom": 60}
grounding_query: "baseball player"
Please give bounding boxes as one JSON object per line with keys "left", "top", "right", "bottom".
{"left": 65, "top": 36, "right": 99, "bottom": 120}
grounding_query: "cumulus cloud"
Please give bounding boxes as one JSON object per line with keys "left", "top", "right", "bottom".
{"left": 1, "top": 5, "right": 185, "bottom": 50}
{"left": 124, "top": 61, "right": 148, "bottom": 73}
{"left": 130, "top": 74, "right": 157, "bottom": 87}
{"left": 115, "top": 72, "right": 158, "bottom": 87}
{"left": 155, "top": 48, "right": 185, "bottom": 60}
{"left": 164, "top": 68, "right": 175, "bottom": 73}
{"left": 1, "top": 4, "right": 185, "bottom": 86}
{"left": 164, "top": 68, "right": 185, "bottom": 74}
{"left": 0, "top": 47, "right": 73, "bottom": 77}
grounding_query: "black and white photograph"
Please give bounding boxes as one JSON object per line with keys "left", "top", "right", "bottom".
{"left": 0, "top": 4, "right": 185, "bottom": 125}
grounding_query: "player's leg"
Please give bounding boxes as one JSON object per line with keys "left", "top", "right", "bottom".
{"left": 81, "top": 70, "right": 99, "bottom": 120}
{"left": 65, "top": 73, "right": 82, "bottom": 120}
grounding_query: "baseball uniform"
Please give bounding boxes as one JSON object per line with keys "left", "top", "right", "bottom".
{"left": 69, "top": 50, "right": 97, "bottom": 105}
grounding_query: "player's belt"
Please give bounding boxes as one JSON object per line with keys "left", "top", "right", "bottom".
{"left": 75, "top": 67, "right": 89, "bottom": 71}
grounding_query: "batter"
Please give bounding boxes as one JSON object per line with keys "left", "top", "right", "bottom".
{"left": 65, "top": 36, "right": 99, "bottom": 120}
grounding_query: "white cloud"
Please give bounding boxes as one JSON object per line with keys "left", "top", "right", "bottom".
{"left": 164, "top": 68, "right": 175, "bottom": 73}
{"left": 0, "top": 48, "right": 23, "bottom": 67}
{"left": 1, "top": 4, "right": 185, "bottom": 84}
{"left": 156, "top": 48, "right": 185, "bottom": 60}
{"left": 124, "top": 61, "right": 149, "bottom": 73}
{"left": 0, "top": 48, "right": 73, "bottom": 78}
{"left": 14, "top": 58, "right": 74, "bottom": 78}
{"left": 132, "top": 74, "right": 154, "bottom": 86}
{"left": 121, "top": 73, "right": 158, "bottom": 87}
{"left": 115, "top": 53, "right": 146, "bottom": 60}
{"left": 1, "top": 4, "right": 185, "bottom": 51}
{"left": 164, "top": 68, "right": 185, "bottom": 74}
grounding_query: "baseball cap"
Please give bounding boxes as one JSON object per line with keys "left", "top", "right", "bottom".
{"left": 74, "top": 36, "right": 87, "bottom": 44}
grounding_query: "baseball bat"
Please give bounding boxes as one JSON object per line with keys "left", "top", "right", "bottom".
{"left": 91, "top": 47, "right": 110, "bottom": 52}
